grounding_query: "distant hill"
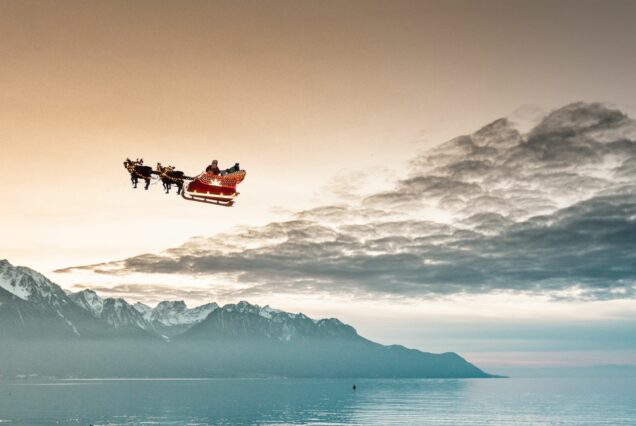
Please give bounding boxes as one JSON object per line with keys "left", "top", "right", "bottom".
{"left": 0, "top": 259, "right": 492, "bottom": 379}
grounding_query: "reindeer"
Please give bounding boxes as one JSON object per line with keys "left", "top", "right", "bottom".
{"left": 123, "top": 158, "right": 153, "bottom": 190}
{"left": 156, "top": 162, "right": 185, "bottom": 195}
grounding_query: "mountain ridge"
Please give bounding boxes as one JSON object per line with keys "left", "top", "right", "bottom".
{"left": 0, "top": 259, "right": 492, "bottom": 379}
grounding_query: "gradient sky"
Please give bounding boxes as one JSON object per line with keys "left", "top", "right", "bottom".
{"left": 2, "top": 0, "right": 636, "bottom": 372}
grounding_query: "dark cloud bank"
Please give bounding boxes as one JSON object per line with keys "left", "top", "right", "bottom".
{"left": 61, "top": 103, "right": 636, "bottom": 301}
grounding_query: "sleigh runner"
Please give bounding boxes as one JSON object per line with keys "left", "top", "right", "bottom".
{"left": 123, "top": 158, "right": 246, "bottom": 207}
{"left": 182, "top": 171, "right": 246, "bottom": 206}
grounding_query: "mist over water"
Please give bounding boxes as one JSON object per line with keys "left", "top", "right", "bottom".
{"left": 1, "top": 377, "right": 634, "bottom": 425}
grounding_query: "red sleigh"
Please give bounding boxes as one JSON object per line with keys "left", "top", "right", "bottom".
{"left": 182, "top": 170, "right": 247, "bottom": 207}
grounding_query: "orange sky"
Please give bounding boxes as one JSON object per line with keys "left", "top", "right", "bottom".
{"left": 0, "top": 1, "right": 636, "bottom": 260}
{"left": 2, "top": 0, "right": 636, "bottom": 270}
{"left": 3, "top": 1, "right": 636, "bottom": 368}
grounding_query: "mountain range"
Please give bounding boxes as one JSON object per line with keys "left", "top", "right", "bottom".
{"left": 0, "top": 259, "right": 492, "bottom": 378}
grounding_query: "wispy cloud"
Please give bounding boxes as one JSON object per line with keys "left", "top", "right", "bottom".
{"left": 70, "top": 283, "right": 218, "bottom": 305}
{"left": 59, "top": 103, "right": 636, "bottom": 301}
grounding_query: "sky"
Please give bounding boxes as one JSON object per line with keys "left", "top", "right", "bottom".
{"left": 2, "top": 0, "right": 636, "bottom": 372}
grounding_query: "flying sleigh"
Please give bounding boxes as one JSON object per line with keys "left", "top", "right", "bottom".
{"left": 123, "top": 158, "right": 246, "bottom": 207}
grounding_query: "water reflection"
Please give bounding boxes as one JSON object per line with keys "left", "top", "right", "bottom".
{"left": 0, "top": 378, "right": 634, "bottom": 425}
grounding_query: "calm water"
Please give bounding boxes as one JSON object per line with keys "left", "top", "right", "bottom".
{"left": 0, "top": 377, "right": 634, "bottom": 425}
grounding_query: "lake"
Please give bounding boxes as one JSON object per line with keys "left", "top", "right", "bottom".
{"left": 0, "top": 377, "right": 634, "bottom": 425}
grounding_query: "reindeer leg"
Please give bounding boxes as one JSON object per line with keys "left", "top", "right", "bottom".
{"left": 145, "top": 178, "right": 150, "bottom": 190}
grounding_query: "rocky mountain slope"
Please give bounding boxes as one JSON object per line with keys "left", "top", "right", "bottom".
{"left": 0, "top": 259, "right": 492, "bottom": 379}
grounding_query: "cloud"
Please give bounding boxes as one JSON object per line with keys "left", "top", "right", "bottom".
{"left": 59, "top": 103, "right": 636, "bottom": 301}
{"left": 70, "top": 283, "right": 218, "bottom": 306}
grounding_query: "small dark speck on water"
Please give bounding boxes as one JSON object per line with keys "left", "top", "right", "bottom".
{"left": 352, "top": 384, "right": 356, "bottom": 391}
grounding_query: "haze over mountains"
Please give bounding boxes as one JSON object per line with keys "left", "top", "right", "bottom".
{"left": 0, "top": 260, "right": 490, "bottom": 378}
{"left": 8, "top": 102, "right": 635, "bottom": 375}
{"left": 68, "top": 289, "right": 218, "bottom": 338}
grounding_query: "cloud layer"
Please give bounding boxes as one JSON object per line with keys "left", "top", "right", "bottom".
{"left": 60, "top": 103, "right": 636, "bottom": 301}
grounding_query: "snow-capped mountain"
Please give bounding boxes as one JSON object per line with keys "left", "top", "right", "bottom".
{"left": 133, "top": 302, "right": 151, "bottom": 315}
{"left": 181, "top": 300, "right": 359, "bottom": 342}
{"left": 144, "top": 300, "right": 218, "bottom": 326}
{"left": 1, "top": 259, "right": 366, "bottom": 343}
{"left": 0, "top": 259, "right": 72, "bottom": 309}
{"left": 69, "top": 290, "right": 152, "bottom": 331}
{"left": 101, "top": 298, "right": 152, "bottom": 331}
{"left": 0, "top": 260, "right": 119, "bottom": 338}
{"left": 138, "top": 300, "right": 218, "bottom": 337}
{"left": 66, "top": 291, "right": 218, "bottom": 337}
{"left": 0, "top": 259, "right": 491, "bottom": 379}
{"left": 68, "top": 289, "right": 104, "bottom": 316}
